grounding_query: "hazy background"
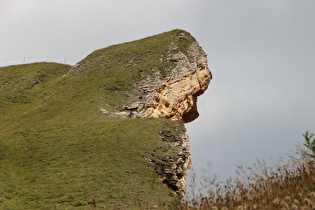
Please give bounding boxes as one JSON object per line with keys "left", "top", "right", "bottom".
{"left": 1, "top": 0, "right": 315, "bottom": 196}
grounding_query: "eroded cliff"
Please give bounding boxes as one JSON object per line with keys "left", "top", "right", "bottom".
{"left": 94, "top": 31, "right": 212, "bottom": 197}
{"left": 96, "top": 32, "right": 212, "bottom": 125}
{"left": 136, "top": 34, "right": 211, "bottom": 123}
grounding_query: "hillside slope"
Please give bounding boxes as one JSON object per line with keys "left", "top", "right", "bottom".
{"left": 0, "top": 30, "right": 211, "bottom": 209}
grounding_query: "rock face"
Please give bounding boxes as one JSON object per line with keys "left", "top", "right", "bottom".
{"left": 157, "top": 128, "right": 192, "bottom": 198}
{"left": 99, "top": 32, "right": 212, "bottom": 124}
{"left": 143, "top": 127, "right": 191, "bottom": 198}
{"left": 135, "top": 35, "right": 212, "bottom": 123}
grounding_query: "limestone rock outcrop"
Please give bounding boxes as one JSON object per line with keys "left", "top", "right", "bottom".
{"left": 99, "top": 33, "right": 212, "bottom": 124}
{"left": 135, "top": 37, "right": 212, "bottom": 123}
{"left": 139, "top": 43, "right": 211, "bottom": 122}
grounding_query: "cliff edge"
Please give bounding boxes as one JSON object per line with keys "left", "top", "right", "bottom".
{"left": 0, "top": 29, "right": 211, "bottom": 208}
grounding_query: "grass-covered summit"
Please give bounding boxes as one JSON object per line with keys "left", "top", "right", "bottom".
{"left": 0, "top": 29, "right": 206, "bottom": 209}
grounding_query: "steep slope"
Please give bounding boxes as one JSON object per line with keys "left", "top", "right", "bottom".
{"left": 0, "top": 29, "right": 211, "bottom": 209}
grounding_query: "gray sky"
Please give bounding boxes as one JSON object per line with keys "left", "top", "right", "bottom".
{"left": 1, "top": 0, "right": 315, "bottom": 196}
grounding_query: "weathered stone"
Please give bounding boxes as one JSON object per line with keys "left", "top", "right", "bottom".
{"left": 135, "top": 113, "right": 147, "bottom": 118}
{"left": 163, "top": 169, "right": 173, "bottom": 174}
{"left": 135, "top": 39, "right": 212, "bottom": 123}
{"left": 125, "top": 101, "right": 141, "bottom": 110}
{"left": 146, "top": 127, "right": 192, "bottom": 198}
{"left": 178, "top": 32, "right": 189, "bottom": 39}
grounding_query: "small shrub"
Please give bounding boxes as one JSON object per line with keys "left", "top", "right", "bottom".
{"left": 303, "top": 131, "right": 315, "bottom": 159}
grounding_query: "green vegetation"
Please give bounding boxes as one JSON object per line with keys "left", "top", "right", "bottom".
{"left": 0, "top": 29, "right": 194, "bottom": 209}
{"left": 303, "top": 131, "right": 315, "bottom": 159}
{"left": 0, "top": 118, "right": 182, "bottom": 209}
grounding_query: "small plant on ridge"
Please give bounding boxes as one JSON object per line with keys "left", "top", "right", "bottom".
{"left": 303, "top": 131, "right": 315, "bottom": 159}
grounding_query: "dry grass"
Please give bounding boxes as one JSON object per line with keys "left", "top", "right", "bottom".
{"left": 178, "top": 133, "right": 315, "bottom": 209}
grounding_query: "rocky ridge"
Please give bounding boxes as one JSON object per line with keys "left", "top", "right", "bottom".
{"left": 98, "top": 32, "right": 212, "bottom": 197}
{"left": 99, "top": 32, "right": 212, "bottom": 124}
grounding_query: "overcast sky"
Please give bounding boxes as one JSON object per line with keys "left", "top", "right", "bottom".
{"left": 1, "top": 0, "right": 315, "bottom": 197}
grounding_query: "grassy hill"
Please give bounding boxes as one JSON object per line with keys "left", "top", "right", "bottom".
{"left": 0, "top": 30, "right": 194, "bottom": 209}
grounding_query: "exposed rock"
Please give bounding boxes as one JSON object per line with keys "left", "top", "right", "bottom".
{"left": 96, "top": 33, "right": 212, "bottom": 124}
{"left": 30, "top": 80, "right": 38, "bottom": 89}
{"left": 135, "top": 37, "right": 212, "bottom": 123}
{"left": 99, "top": 108, "right": 146, "bottom": 119}
{"left": 125, "top": 101, "right": 142, "bottom": 110}
{"left": 148, "top": 127, "right": 192, "bottom": 198}
{"left": 106, "top": 35, "right": 212, "bottom": 124}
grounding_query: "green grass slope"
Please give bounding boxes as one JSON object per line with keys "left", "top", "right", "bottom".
{"left": 0, "top": 30, "right": 194, "bottom": 209}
